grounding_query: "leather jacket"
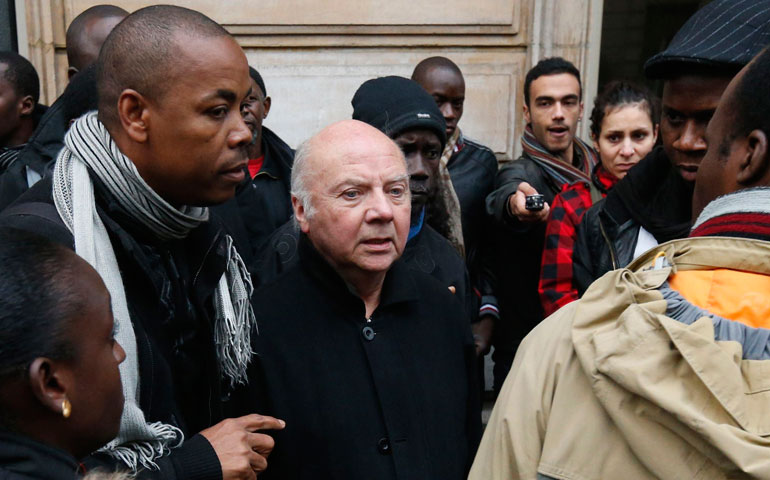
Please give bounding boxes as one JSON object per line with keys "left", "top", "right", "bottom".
{"left": 572, "top": 147, "right": 693, "bottom": 295}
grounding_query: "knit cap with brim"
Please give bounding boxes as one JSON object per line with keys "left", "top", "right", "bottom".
{"left": 644, "top": 0, "right": 770, "bottom": 79}
{"left": 351, "top": 76, "right": 447, "bottom": 147}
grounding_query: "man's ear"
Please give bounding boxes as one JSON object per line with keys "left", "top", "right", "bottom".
{"left": 523, "top": 103, "right": 531, "bottom": 124}
{"left": 263, "top": 96, "right": 271, "bottom": 119}
{"left": 578, "top": 101, "right": 584, "bottom": 122}
{"left": 738, "top": 129, "right": 770, "bottom": 185}
{"left": 291, "top": 195, "right": 310, "bottom": 233}
{"left": 117, "top": 89, "right": 151, "bottom": 143}
{"left": 27, "top": 357, "right": 70, "bottom": 417}
{"left": 67, "top": 67, "right": 79, "bottom": 82}
{"left": 18, "top": 95, "right": 34, "bottom": 117}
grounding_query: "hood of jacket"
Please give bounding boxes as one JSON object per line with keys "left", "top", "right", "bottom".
{"left": 571, "top": 236, "right": 770, "bottom": 479}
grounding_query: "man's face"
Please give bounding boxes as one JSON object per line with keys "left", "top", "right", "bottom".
{"left": 0, "top": 64, "right": 24, "bottom": 147}
{"left": 524, "top": 73, "right": 583, "bottom": 155}
{"left": 416, "top": 67, "right": 465, "bottom": 137}
{"left": 241, "top": 77, "right": 267, "bottom": 147}
{"left": 296, "top": 123, "right": 411, "bottom": 279}
{"left": 392, "top": 129, "right": 442, "bottom": 215}
{"left": 692, "top": 69, "right": 745, "bottom": 219}
{"left": 64, "top": 259, "right": 125, "bottom": 457}
{"left": 138, "top": 34, "right": 252, "bottom": 206}
{"left": 660, "top": 75, "right": 732, "bottom": 182}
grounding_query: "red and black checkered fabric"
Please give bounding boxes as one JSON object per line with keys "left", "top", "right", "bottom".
{"left": 539, "top": 165, "right": 617, "bottom": 316}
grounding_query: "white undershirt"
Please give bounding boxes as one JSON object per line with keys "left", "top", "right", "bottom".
{"left": 25, "top": 166, "right": 42, "bottom": 187}
{"left": 632, "top": 226, "right": 659, "bottom": 260}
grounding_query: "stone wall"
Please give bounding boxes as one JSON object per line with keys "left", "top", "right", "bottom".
{"left": 16, "top": 0, "right": 604, "bottom": 160}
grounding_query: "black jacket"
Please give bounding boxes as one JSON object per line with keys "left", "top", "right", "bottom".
{"left": 572, "top": 147, "right": 693, "bottom": 295}
{"left": 0, "top": 431, "right": 81, "bottom": 479}
{"left": 213, "top": 126, "right": 294, "bottom": 270}
{"left": 484, "top": 149, "right": 590, "bottom": 350}
{"left": 0, "top": 104, "right": 52, "bottom": 210}
{"left": 447, "top": 135, "right": 499, "bottom": 311}
{"left": 0, "top": 66, "right": 97, "bottom": 211}
{"left": 0, "top": 177, "right": 262, "bottom": 480}
{"left": 254, "top": 220, "right": 476, "bottom": 321}
{"left": 253, "top": 234, "right": 481, "bottom": 480}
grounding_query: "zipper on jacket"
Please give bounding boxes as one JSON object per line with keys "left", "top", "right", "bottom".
{"left": 598, "top": 218, "right": 618, "bottom": 270}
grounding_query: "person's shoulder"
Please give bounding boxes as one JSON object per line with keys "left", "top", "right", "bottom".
{"left": 0, "top": 177, "right": 72, "bottom": 248}
{"left": 418, "top": 225, "right": 463, "bottom": 260}
{"left": 518, "top": 299, "right": 579, "bottom": 361}
{"left": 497, "top": 153, "right": 543, "bottom": 179}
{"left": 460, "top": 137, "right": 497, "bottom": 165}
{"left": 252, "top": 257, "right": 304, "bottom": 300}
{"left": 252, "top": 220, "right": 300, "bottom": 288}
{"left": 398, "top": 264, "right": 468, "bottom": 322}
{"left": 3, "top": 175, "right": 54, "bottom": 206}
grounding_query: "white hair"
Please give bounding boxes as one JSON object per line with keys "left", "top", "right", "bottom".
{"left": 290, "top": 137, "right": 316, "bottom": 228}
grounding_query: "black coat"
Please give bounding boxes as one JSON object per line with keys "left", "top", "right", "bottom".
{"left": 213, "top": 126, "right": 294, "bottom": 271}
{"left": 572, "top": 147, "right": 693, "bottom": 295}
{"left": 254, "top": 220, "right": 476, "bottom": 321}
{"left": 484, "top": 151, "right": 565, "bottom": 351}
{"left": 0, "top": 177, "right": 261, "bottom": 480}
{"left": 0, "top": 431, "right": 81, "bottom": 479}
{"left": 0, "top": 104, "right": 52, "bottom": 211}
{"left": 253, "top": 235, "right": 481, "bottom": 480}
{"left": 447, "top": 136, "right": 498, "bottom": 310}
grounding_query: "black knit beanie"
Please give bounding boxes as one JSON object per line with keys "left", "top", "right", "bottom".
{"left": 249, "top": 66, "right": 267, "bottom": 97}
{"left": 351, "top": 76, "right": 447, "bottom": 147}
{"left": 644, "top": 0, "right": 770, "bottom": 79}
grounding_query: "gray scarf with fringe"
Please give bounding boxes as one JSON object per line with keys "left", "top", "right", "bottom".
{"left": 52, "top": 112, "right": 256, "bottom": 471}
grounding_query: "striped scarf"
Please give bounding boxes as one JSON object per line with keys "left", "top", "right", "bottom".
{"left": 691, "top": 187, "right": 770, "bottom": 241}
{"left": 521, "top": 124, "right": 598, "bottom": 186}
{"left": 52, "top": 112, "right": 257, "bottom": 471}
{"left": 0, "top": 145, "right": 23, "bottom": 172}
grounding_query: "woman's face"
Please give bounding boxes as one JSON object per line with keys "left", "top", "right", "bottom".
{"left": 594, "top": 103, "right": 658, "bottom": 180}
{"left": 63, "top": 261, "right": 126, "bottom": 458}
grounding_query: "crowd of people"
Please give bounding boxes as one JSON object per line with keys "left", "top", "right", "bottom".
{"left": 1, "top": 0, "right": 770, "bottom": 478}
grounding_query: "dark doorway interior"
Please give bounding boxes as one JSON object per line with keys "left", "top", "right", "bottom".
{"left": 0, "top": 0, "right": 17, "bottom": 52}
{"left": 598, "top": 0, "right": 713, "bottom": 93}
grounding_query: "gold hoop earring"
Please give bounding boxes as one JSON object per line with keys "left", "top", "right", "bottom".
{"left": 61, "top": 399, "right": 71, "bottom": 418}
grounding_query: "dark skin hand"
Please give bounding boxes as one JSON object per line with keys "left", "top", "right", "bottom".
{"left": 200, "top": 414, "right": 285, "bottom": 480}
{"left": 472, "top": 315, "right": 495, "bottom": 356}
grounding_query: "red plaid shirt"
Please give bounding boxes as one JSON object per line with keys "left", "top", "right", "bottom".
{"left": 539, "top": 165, "right": 618, "bottom": 316}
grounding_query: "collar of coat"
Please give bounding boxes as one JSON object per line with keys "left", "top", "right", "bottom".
{"left": 297, "top": 232, "right": 420, "bottom": 313}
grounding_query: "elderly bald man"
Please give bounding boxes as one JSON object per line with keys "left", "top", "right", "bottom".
{"left": 252, "top": 119, "right": 481, "bottom": 480}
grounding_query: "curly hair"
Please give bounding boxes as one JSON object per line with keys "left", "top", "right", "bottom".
{"left": 589, "top": 81, "right": 659, "bottom": 140}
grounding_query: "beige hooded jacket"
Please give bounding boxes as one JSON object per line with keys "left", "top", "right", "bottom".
{"left": 470, "top": 236, "right": 770, "bottom": 480}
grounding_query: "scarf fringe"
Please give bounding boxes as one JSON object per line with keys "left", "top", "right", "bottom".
{"left": 99, "top": 423, "right": 184, "bottom": 471}
{"left": 214, "top": 235, "right": 258, "bottom": 388}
